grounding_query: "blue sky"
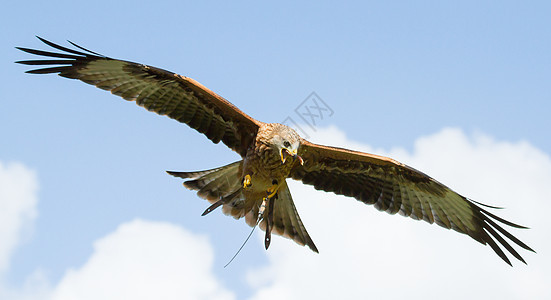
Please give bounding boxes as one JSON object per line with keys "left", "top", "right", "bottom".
{"left": 1, "top": 1, "right": 550, "bottom": 299}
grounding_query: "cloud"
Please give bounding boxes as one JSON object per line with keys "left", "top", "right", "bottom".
{"left": 0, "top": 162, "right": 234, "bottom": 300}
{"left": 0, "top": 163, "right": 233, "bottom": 300}
{"left": 3, "top": 127, "right": 549, "bottom": 300}
{"left": 0, "top": 160, "right": 41, "bottom": 299}
{"left": 246, "top": 127, "right": 551, "bottom": 300}
{"left": 0, "top": 161, "right": 38, "bottom": 275}
{"left": 51, "top": 219, "right": 235, "bottom": 300}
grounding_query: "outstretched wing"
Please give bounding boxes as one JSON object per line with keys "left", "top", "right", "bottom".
{"left": 16, "top": 37, "right": 261, "bottom": 157}
{"left": 291, "top": 140, "right": 534, "bottom": 265}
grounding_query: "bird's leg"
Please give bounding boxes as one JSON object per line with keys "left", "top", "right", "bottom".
{"left": 266, "top": 179, "right": 278, "bottom": 199}
{"left": 242, "top": 174, "right": 252, "bottom": 189}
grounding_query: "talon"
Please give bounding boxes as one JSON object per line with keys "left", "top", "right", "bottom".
{"left": 266, "top": 184, "right": 278, "bottom": 199}
{"left": 243, "top": 174, "right": 252, "bottom": 189}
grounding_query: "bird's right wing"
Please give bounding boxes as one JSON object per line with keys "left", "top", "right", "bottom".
{"left": 17, "top": 37, "right": 262, "bottom": 157}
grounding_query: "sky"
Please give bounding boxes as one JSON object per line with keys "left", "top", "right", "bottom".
{"left": 1, "top": 1, "right": 550, "bottom": 299}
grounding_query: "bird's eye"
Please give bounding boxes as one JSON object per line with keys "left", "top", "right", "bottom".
{"left": 283, "top": 141, "right": 291, "bottom": 148}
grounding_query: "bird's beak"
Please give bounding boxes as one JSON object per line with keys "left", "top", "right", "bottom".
{"left": 281, "top": 149, "right": 304, "bottom": 165}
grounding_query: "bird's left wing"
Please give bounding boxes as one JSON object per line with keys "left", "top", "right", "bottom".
{"left": 16, "top": 37, "right": 261, "bottom": 157}
{"left": 290, "top": 140, "right": 534, "bottom": 265}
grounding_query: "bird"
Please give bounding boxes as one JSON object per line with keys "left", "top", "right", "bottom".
{"left": 16, "top": 37, "right": 534, "bottom": 266}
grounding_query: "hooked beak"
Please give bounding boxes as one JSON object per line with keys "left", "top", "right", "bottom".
{"left": 281, "top": 149, "right": 304, "bottom": 165}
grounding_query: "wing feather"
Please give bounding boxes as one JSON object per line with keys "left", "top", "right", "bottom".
{"left": 291, "top": 140, "right": 534, "bottom": 265}
{"left": 16, "top": 37, "right": 261, "bottom": 156}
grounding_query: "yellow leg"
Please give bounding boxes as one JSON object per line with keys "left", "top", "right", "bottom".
{"left": 243, "top": 174, "right": 252, "bottom": 189}
{"left": 266, "top": 184, "right": 278, "bottom": 199}
{"left": 257, "top": 183, "right": 278, "bottom": 222}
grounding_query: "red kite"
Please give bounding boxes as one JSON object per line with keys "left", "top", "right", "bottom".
{"left": 17, "top": 37, "right": 534, "bottom": 265}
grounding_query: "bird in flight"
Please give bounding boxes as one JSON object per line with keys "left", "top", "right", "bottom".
{"left": 17, "top": 37, "right": 534, "bottom": 266}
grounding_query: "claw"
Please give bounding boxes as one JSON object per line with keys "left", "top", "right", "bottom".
{"left": 266, "top": 184, "right": 278, "bottom": 199}
{"left": 243, "top": 174, "right": 252, "bottom": 189}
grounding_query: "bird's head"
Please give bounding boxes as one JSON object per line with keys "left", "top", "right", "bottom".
{"left": 265, "top": 124, "right": 304, "bottom": 165}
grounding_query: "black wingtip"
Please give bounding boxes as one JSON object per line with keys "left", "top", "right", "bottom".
{"left": 469, "top": 199, "right": 504, "bottom": 209}
{"left": 464, "top": 198, "right": 535, "bottom": 265}
{"left": 166, "top": 170, "right": 178, "bottom": 176}
{"left": 311, "top": 244, "right": 320, "bottom": 254}
{"left": 67, "top": 39, "right": 104, "bottom": 56}
{"left": 36, "top": 36, "right": 49, "bottom": 44}
{"left": 166, "top": 170, "right": 193, "bottom": 179}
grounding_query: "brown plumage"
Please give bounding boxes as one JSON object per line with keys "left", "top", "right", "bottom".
{"left": 17, "top": 37, "right": 534, "bottom": 265}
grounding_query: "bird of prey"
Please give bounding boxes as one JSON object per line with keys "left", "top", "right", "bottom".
{"left": 17, "top": 37, "right": 534, "bottom": 266}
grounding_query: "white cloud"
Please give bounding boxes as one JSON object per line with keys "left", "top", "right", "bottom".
{"left": 0, "top": 164, "right": 234, "bottom": 300}
{"left": 247, "top": 127, "right": 551, "bottom": 300}
{"left": 3, "top": 127, "right": 550, "bottom": 300}
{"left": 51, "top": 219, "right": 234, "bottom": 300}
{"left": 0, "top": 163, "right": 232, "bottom": 300}
{"left": 0, "top": 161, "right": 38, "bottom": 275}
{"left": 0, "top": 160, "right": 41, "bottom": 299}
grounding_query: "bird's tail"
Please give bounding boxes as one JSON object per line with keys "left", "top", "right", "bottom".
{"left": 167, "top": 161, "right": 249, "bottom": 218}
{"left": 261, "top": 181, "right": 319, "bottom": 253}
